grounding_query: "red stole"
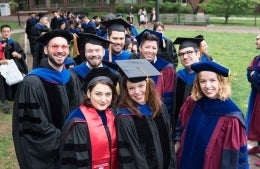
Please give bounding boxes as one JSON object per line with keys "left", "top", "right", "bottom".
{"left": 80, "top": 105, "right": 117, "bottom": 169}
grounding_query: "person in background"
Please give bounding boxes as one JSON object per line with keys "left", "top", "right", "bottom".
{"left": 12, "top": 30, "right": 82, "bottom": 169}
{"left": 115, "top": 59, "right": 176, "bottom": 169}
{"left": 72, "top": 32, "right": 113, "bottom": 82}
{"left": 153, "top": 21, "right": 178, "bottom": 69}
{"left": 25, "top": 12, "right": 37, "bottom": 54}
{"left": 134, "top": 29, "right": 175, "bottom": 116}
{"left": 100, "top": 18, "right": 132, "bottom": 71}
{"left": 50, "top": 10, "right": 61, "bottom": 30}
{"left": 150, "top": 7, "right": 156, "bottom": 24}
{"left": 194, "top": 34, "right": 213, "bottom": 61}
{"left": 175, "top": 61, "right": 248, "bottom": 169}
{"left": 31, "top": 12, "right": 51, "bottom": 68}
{"left": 0, "top": 24, "right": 28, "bottom": 114}
{"left": 60, "top": 67, "right": 119, "bottom": 169}
{"left": 245, "top": 32, "right": 260, "bottom": 166}
{"left": 172, "top": 37, "right": 203, "bottom": 127}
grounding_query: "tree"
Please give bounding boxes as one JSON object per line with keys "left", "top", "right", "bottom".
{"left": 201, "top": 0, "right": 257, "bottom": 23}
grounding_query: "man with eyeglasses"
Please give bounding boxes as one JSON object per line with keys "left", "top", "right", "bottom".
{"left": 172, "top": 37, "right": 203, "bottom": 128}
{"left": 12, "top": 30, "right": 83, "bottom": 169}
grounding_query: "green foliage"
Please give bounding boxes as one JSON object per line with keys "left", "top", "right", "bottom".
{"left": 72, "top": 8, "right": 91, "bottom": 16}
{"left": 9, "top": 0, "right": 19, "bottom": 9}
{"left": 201, "top": 0, "right": 257, "bottom": 23}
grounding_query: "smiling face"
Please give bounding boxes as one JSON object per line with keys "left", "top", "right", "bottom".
{"left": 87, "top": 83, "right": 113, "bottom": 111}
{"left": 139, "top": 40, "right": 158, "bottom": 62}
{"left": 44, "top": 37, "right": 70, "bottom": 71}
{"left": 85, "top": 43, "right": 105, "bottom": 68}
{"left": 109, "top": 31, "right": 125, "bottom": 54}
{"left": 198, "top": 71, "right": 220, "bottom": 99}
{"left": 126, "top": 80, "right": 146, "bottom": 105}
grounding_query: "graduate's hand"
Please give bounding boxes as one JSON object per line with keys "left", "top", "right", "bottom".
{"left": 174, "top": 141, "right": 181, "bottom": 153}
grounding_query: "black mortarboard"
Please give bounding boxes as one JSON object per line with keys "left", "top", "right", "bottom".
{"left": 173, "top": 37, "right": 203, "bottom": 50}
{"left": 135, "top": 29, "right": 163, "bottom": 47}
{"left": 194, "top": 34, "right": 204, "bottom": 39}
{"left": 191, "top": 61, "right": 230, "bottom": 77}
{"left": 81, "top": 67, "right": 119, "bottom": 91}
{"left": 116, "top": 59, "right": 161, "bottom": 83}
{"left": 101, "top": 18, "right": 131, "bottom": 32}
{"left": 37, "top": 12, "right": 48, "bottom": 20}
{"left": 78, "top": 32, "right": 112, "bottom": 49}
{"left": 36, "top": 30, "right": 73, "bottom": 45}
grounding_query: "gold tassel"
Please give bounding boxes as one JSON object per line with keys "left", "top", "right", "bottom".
{"left": 145, "top": 78, "right": 150, "bottom": 102}
{"left": 72, "top": 34, "right": 79, "bottom": 57}
{"left": 108, "top": 34, "right": 112, "bottom": 63}
{"left": 163, "top": 39, "right": 166, "bottom": 48}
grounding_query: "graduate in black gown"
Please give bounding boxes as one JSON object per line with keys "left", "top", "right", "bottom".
{"left": 12, "top": 30, "right": 82, "bottom": 169}
{"left": 115, "top": 59, "right": 176, "bottom": 169}
{"left": 60, "top": 67, "right": 119, "bottom": 169}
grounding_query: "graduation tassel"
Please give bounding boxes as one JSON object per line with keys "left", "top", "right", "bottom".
{"left": 138, "top": 67, "right": 150, "bottom": 102}
{"left": 72, "top": 34, "right": 79, "bottom": 57}
{"left": 163, "top": 38, "right": 166, "bottom": 48}
{"left": 145, "top": 77, "right": 150, "bottom": 102}
{"left": 108, "top": 34, "right": 112, "bottom": 63}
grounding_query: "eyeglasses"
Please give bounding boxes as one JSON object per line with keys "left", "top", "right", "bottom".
{"left": 49, "top": 44, "right": 70, "bottom": 50}
{"left": 178, "top": 50, "right": 197, "bottom": 57}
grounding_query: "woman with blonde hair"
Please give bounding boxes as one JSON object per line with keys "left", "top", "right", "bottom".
{"left": 174, "top": 61, "right": 248, "bottom": 169}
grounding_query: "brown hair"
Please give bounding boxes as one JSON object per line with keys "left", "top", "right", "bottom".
{"left": 191, "top": 73, "right": 231, "bottom": 101}
{"left": 118, "top": 77, "right": 162, "bottom": 118}
{"left": 153, "top": 22, "right": 164, "bottom": 31}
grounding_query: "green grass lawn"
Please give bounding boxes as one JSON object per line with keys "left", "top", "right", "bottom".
{"left": 0, "top": 20, "right": 258, "bottom": 168}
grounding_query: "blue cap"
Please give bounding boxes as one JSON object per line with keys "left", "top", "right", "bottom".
{"left": 191, "top": 61, "right": 230, "bottom": 77}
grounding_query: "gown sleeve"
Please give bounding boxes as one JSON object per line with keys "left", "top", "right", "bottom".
{"left": 12, "top": 76, "right": 61, "bottom": 169}
{"left": 116, "top": 115, "right": 150, "bottom": 169}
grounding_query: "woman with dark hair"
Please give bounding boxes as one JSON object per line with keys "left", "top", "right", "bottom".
{"left": 115, "top": 59, "right": 176, "bottom": 169}
{"left": 60, "top": 67, "right": 119, "bottom": 169}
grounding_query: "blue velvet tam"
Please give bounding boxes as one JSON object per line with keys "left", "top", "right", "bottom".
{"left": 135, "top": 29, "right": 163, "bottom": 47}
{"left": 191, "top": 61, "right": 230, "bottom": 77}
{"left": 77, "top": 32, "right": 112, "bottom": 49}
{"left": 116, "top": 59, "right": 161, "bottom": 83}
{"left": 36, "top": 30, "right": 73, "bottom": 45}
{"left": 100, "top": 18, "right": 131, "bottom": 32}
{"left": 173, "top": 37, "right": 203, "bottom": 50}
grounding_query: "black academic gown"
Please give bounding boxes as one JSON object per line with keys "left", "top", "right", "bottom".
{"left": 116, "top": 104, "right": 176, "bottom": 169}
{"left": 12, "top": 60, "right": 82, "bottom": 169}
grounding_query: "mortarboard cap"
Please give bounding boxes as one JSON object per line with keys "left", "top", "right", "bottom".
{"left": 173, "top": 37, "right": 203, "bottom": 50}
{"left": 191, "top": 61, "right": 230, "bottom": 77}
{"left": 194, "top": 34, "right": 204, "bottom": 39}
{"left": 81, "top": 67, "right": 119, "bottom": 91}
{"left": 116, "top": 59, "right": 161, "bottom": 83}
{"left": 135, "top": 29, "right": 163, "bottom": 47}
{"left": 36, "top": 30, "right": 73, "bottom": 46}
{"left": 101, "top": 18, "right": 131, "bottom": 32}
{"left": 37, "top": 12, "right": 48, "bottom": 20}
{"left": 78, "top": 32, "right": 112, "bottom": 49}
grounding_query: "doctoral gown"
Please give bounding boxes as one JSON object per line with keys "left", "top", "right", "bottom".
{"left": 103, "top": 49, "right": 132, "bottom": 71}
{"left": 246, "top": 55, "right": 260, "bottom": 140}
{"left": 175, "top": 97, "right": 249, "bottom": 169}
{"left": 12, "top": 61, "right": 82, "bottom": 169}
{"left": 60, "top": 106, "right": 118, "bottom": 169}
{"left": 116, "top": 104, "right": 176, "bottom": 169}
{"left": 172, "top": 68, "right": 196, "bottom": 127}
